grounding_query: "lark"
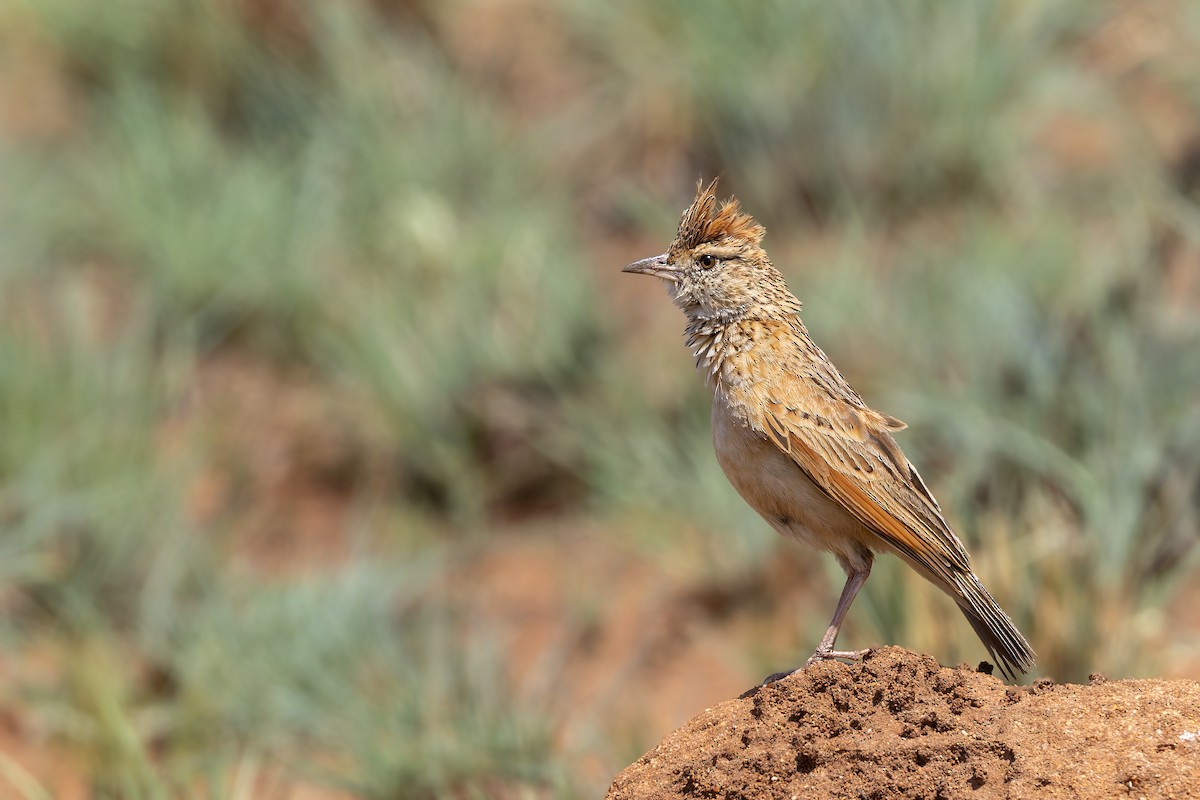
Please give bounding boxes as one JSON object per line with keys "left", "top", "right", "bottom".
{"left": 623, "top": 180, "right": 1035, "bottom": 681}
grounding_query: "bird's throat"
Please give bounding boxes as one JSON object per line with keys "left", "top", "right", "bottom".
{"left": 684, "top": 317, "right": 733, "bottom": 385}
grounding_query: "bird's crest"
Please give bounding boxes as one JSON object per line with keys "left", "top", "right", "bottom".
{"left": 676, "top": 178, "right": 766, "bottom": 251}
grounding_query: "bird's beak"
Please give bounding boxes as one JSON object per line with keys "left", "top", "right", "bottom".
{"left": 622, "top": 253, "right": 677, "bottom": 281}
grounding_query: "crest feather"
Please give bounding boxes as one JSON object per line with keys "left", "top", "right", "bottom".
{"left": 677, "top": 178, "right": 765, "bottom": 250}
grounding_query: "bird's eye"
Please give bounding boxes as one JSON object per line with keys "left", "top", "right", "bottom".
{"left": 698, "top": 254, "right": 717, "bottom": 268}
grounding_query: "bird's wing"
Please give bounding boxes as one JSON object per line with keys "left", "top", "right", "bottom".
{"left": 739, "top": 325, "right": 973, "bottom": 585}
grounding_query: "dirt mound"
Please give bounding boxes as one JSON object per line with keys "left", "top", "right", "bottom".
{"left": 606, "top": 647, "right": 1200, "bottom": 799}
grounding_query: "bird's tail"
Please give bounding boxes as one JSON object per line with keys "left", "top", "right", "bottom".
{"left": 952, "top": 573, "right": 1035, "bottom": 680}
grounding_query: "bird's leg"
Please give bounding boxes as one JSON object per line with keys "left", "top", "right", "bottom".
{"left": 763, "top": 559, "right": 873, "bottom": 684}
{"left": 806, "top": 561, "right": 872, "bottom": 664}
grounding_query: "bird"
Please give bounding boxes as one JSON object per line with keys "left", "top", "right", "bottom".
{"left": 622, "top": 179, "right": 1035, "bottom": 682}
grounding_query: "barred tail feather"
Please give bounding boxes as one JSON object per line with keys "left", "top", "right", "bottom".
{"left": 953, "top": 574, "right": 1035, "bottom": 680}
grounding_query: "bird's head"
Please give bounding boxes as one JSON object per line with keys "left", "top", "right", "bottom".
{"left": 623, "top": 179, "right": 799, "bottom": 323}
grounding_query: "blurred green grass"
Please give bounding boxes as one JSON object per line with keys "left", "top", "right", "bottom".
{"left": 2, "top": 0, "right": 1200, "bottom": 795}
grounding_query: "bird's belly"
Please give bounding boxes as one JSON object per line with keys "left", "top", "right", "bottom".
{"left": 712, "top": 401, "right": 868, "bottom": 560}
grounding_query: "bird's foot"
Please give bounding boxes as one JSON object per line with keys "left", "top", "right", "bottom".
{"left": 805, "top": 647, "right": 871, "bottom": 667}
{"left": 760, "top": 647, "right": 872, "bottom": 685}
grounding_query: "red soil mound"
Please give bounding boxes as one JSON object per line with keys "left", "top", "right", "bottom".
{"left": 607, "top": 647, "right": 1200, "bottom": 799}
